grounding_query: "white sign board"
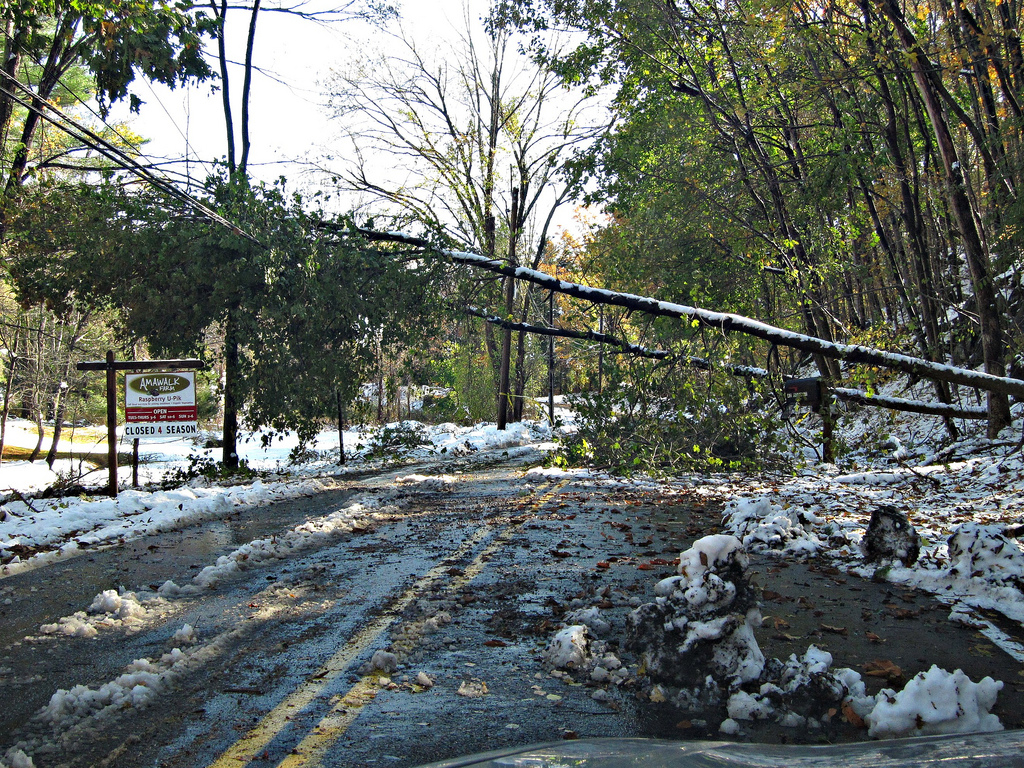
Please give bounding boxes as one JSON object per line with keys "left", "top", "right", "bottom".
{"left": 124, "top": 371, "right": 198, "bottom": 439}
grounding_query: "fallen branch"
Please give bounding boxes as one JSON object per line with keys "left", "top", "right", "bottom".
{"left": 359, "top": 229, "right": 1024, "bottom": 401}
{"left": 831, "top": 388, "right": 989, "bottom": 420}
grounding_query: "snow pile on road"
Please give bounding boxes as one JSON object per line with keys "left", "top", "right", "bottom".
{"left": 40, "top": 650, "right": 188, "bottom": 725}
{"left": 39, "top": 588, "right": 158, "bottom": 638}
{"left": 30, "top": 627, "right": 241, "bottom": 751}
{"left": 723, "top": 646, "right": 868, "bottom": 732}
{"left": 864, "top": 666, "right": 1003, "bottom": 738}
{"left": 722, "top": 497, "right": 824, "bottom": 554}
{"left": 581, "top": 532, "right": 1009, "bottom": 740}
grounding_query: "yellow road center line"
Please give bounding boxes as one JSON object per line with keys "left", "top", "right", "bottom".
{"left": 275, "top": 478, "right": 572, "bottom": 768}
{"left": 205, "top": 478, "right": 567, "bottom": 768}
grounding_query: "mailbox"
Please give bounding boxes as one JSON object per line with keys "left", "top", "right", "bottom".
{"left": 784, "top": 377, "right": 824, "bottom": 412}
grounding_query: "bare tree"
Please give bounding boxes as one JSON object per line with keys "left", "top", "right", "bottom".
{"left": 325, "top": 3, "right": 607, "bottom": 427}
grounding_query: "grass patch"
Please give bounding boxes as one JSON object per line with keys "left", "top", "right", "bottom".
{"left": 2, "top": 444, "right": 107, "bottom": 465}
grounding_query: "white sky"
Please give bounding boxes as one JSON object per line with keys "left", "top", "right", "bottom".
{"left": 106, "top": 0, "right": 494, "bottom": 199}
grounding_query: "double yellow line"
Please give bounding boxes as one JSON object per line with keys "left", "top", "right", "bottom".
{"left": 206, "top": 477, "right": 571, "bottom": 768}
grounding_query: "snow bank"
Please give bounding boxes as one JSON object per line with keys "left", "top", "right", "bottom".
{"left": 722, "top": 498, "right": 823, "bottom": 554}
{"left": 947, "top": 524, "right": 1024, "bottom": 588}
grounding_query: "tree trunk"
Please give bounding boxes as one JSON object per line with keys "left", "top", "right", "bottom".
{"left": 222, "top": 309, "right": 240, "bottom": 468}
{"left": 29, "top": 404, "right": 44, "bottom": 463}
{"left": 877, "top": 0, "right": 1011, "bottom": 436}
{"left": 0, "top": 343, "right": 20, "bottom": 467}
{"left": 45, "top": 384, "right": 69, "bottom": 469}
{"left": 496, "top": 185, "right": 522, "bottom": 430}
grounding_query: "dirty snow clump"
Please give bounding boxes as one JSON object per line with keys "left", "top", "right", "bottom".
{"left": 861, "top": 506, "right": 920, "bottom": 566}
{"left": 626, "top": 534, "right": 764, "bottom": 688}
{"left": 565, "top": 606, "right": 611, "bottom": 636}
{"left": 722, "top": 498, "right": 823, "bottom": 555}
{"left": 171, "top": 624, "right": 196, "bottom": 645}
{"left": 544, "top": 625, "right": 590, "bottom": 669}
{"left": 0, "top": 748, "right": 34, "bottom": 768}
{"left": 726, "top": 646, "right": 870, "bottom": 728}
{"left": 865, "top": 666, "right": 1003, "bottom": 739}
{"left": 946, "top": 523, "right": 1024, "bottom": 589}
{"left": 361, "top": 649, "right": 399, "bottom": 675}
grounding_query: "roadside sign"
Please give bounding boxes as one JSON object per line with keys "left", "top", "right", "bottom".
{"left": 125, "top": 371, "right": 198, "bottom": 437}
{"left": 123, "top": 422, "right": 200, "bottom": 438}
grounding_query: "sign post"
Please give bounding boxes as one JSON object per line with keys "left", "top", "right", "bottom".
{"left": 76, "top": 353, "right": 205, "bottom": 497}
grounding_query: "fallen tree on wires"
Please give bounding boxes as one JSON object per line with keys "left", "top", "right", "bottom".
{"left": 359, "top": 229, "right": 1023, "bottom": 435}
{"left": 465, "top": 306, "right": 769, "bottom": 379}
{"left": 464, "top": 305, "right": 671, "bottom": 360}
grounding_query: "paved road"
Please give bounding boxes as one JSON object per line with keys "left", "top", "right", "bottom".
{"left": 1, "top": 452, "right": 1022, "bottom": 768}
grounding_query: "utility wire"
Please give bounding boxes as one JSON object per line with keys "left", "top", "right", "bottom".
{"left": 0, "top": 71, "right": 261, "bottom": 245}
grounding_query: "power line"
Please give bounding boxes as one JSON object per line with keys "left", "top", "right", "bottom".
{"left": 0, "top": 71, "right": 261, "bottom": 245}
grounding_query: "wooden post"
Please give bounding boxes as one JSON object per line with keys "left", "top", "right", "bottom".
{"left": 820, "top": 381, "right": 834, "bottom": 463}
{"left": 598, "top": 304, "right": 604, "bottom": 395}
{"left": 337, "top": 389, "right": 346, "bottom": 466}
{"left": 548, "top": 290, "right": 555, "bottom": 425}
{"left": 105, "top": 350, "right": 118, "bottom": 497}
{"left": 132, "top": 438, "right": 140, "bottom": 487}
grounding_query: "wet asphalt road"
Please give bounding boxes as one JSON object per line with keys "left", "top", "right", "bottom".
{"left": 1, "top": 451, "right": 1023, "bottom": 768}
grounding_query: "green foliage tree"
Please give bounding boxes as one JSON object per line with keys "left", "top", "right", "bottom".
{"left": 6, "top": 175, "right": 445, "bottom": 460}
{"left": 1, "top": 1, "right": 214, "bottom": 214}
{"left": 493, "top": 0, "right": 1024, "bottom": 442}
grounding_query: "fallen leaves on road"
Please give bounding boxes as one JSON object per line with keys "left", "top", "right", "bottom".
{"left": 456, "top": 679, "right": 488, "bottom": 697}
{"left": 821, "top": 624, "right": 848, "bottom": 636}
{"left": 862, "top": 658, "right": 903, "bottom": 683}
